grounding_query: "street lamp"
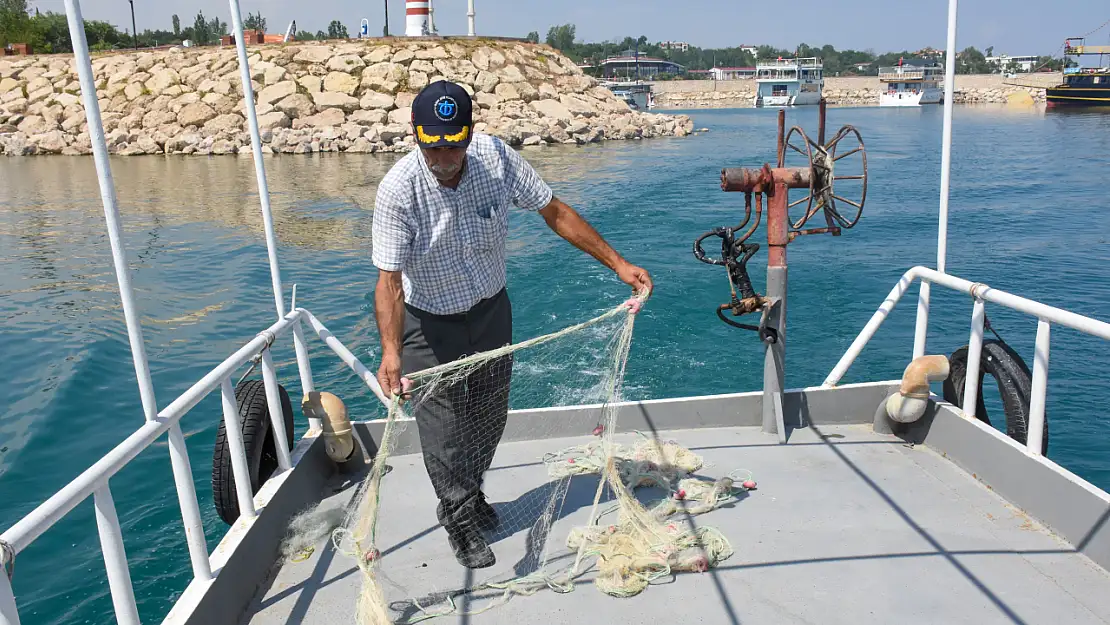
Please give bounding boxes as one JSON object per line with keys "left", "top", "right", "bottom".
{"left": 128, "top": 0, "right": 138, "bottom": 49}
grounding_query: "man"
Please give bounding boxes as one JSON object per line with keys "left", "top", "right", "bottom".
{"left": 372, "top": 80, "right": 651, "bottom": 569}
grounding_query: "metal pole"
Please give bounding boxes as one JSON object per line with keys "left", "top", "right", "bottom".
{"left": 167, "top": 423, "right": 212, "bottom": 581}
{"left": 467, "top": 0, "right": 475, "bottom": 36}
{"left": 383, "top": 0, "right": 390, "bottom": 37}
{"left": 1027, "top": 320, "right": 1050, "bottom": 456}
{"left": 129, "top": 0, "right": 138, "bottom": 49}
{"left": 221, "top": 377, "right": 258, "bottom": 519}
{"left": 0, "top": 569, "right": 18, "bottom": 625}
{"left": 63, "top": 0, "right": 159, "bottom": 424}
{"left": 763, "top": 180, "right": 789, "bottom": 439}
{"left": 227, "top": 0, "right": 286, "bottom": 321}
{"left": 915, "top": 0, "right": 959, "bottom": 358}
{"left": 64, "top": 0, "right": 213, "bottom": 585}
{"left": 93, "top": 485, "right": 140, "bottom": 625}
{"left": 961, "top": 297, "right": 986, "bottom": 418}
{"left": 292, "top": 320, "right": 318, "bottom": 428}
{"left": 260, "top": 349, "right": 293, "bottom": 471}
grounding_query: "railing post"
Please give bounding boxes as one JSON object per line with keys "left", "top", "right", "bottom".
{"left": 226, "top": 0, "right": 286, "bottom": 321}
{"left": 1027, "top": 319, "right": 1051, "bottom": 456}
{"left": 260, "top": 349, "right": 293, "bottom": 471}
{"left": 167, "top": 424, "right": 213, "bottom": 581}
{"left": 292, "top": 319, "right": 318, "bottom": 430}
{"left": 961, "top": 297, "right": 986, "bottom": 418}
{"left": 0, "top": 560, "right": 18, "bottom": 625}
{"left": 913, "top": 281, "right": 930, "bottom": 360}
{"left": 221, "top": 378, "right": 258, "bottom": 519}
{"left": 93, "top": 485, "right": 140, "bottom": 625}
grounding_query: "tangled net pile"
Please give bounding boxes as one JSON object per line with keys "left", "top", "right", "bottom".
{"left": 327, "top": 295, "right": 752, "bottom": 624}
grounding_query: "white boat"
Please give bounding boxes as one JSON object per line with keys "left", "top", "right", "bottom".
{"left": 879, "top": 61, "right": 945, "bottom": 106}
{"left": 755, "top": 57, "right": 824, "bottom": 107}
{"left": 5, "top": 2, "right": 1110, "bottom": 625}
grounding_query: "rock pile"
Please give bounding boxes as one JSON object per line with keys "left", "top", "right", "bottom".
{"left": 0, "top": 39, "right": 694, "bottom": 156}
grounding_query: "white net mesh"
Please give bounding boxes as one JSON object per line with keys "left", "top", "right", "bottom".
{"left": 332, "top": 297, "right": 748, "bottom": 624}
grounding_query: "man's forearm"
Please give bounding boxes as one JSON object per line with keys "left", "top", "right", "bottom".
{"left": 375, "top": 272, "right": 405, "bottom": 358}
{"left": 539, "top": 197, "right": 626, "bottom": 271}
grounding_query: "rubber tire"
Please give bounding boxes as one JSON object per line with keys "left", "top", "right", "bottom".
{"left": 942, "top": 340, "right": 1048, "bottom": 455}
{"left": 212, "top": 379, "right": 295, "bottom": 525}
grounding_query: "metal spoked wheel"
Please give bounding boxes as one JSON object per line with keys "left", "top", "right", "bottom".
{"left": 782, "top": 126, "right": 816, "bottom": 227}
{"left": 824, "top": 125, "right": 868, "bottom": 229}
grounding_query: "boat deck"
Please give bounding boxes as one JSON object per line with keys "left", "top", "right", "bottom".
{"left": 242, "top": 424, "right": 1110, "bottom": 625}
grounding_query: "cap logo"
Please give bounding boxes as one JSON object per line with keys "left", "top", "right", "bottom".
{"left": 434, "top": 96, "right": 458, "bottom": 122}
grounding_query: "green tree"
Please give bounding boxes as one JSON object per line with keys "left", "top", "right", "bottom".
{"left": 545, "top": 23, "right": 575, "bottom": 52}
{"left": 526, "top": 31, "right": 539, "bottom": 44}
{"left": 172, "top": 14, "right": 180, "bottom": 36}
{"left": 327, "top": 20, "right": 348, "bottom": 39}
{"left": 191, "top": 10, "right": 210, "bottom": 45}
{"left": 244, "top": 11, "right": 266, "bottom": 32}
{"left": 315, "top": 30, "right": 327, "bottom": 40}
{"left": 0, "top": 0, "right": 36, "bottom": 47}
{"left": 208, "top": 16, "right": 228, "bottom": 38}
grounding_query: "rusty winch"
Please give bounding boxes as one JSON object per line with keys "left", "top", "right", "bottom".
{"left": 692, "top": 100, "right": 868, "bottom": 438}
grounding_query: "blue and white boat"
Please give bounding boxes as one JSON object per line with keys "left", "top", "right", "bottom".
{"left": 755, "top": 57, "right": 824, "bottom": 107}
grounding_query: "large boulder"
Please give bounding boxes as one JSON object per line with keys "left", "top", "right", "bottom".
{"left": 326, "top": 54, "right": 366, "bottom": 72}
{"left": 312, "top": 91, "right": 360, "bottom": 112}
{"left": 293, "top": 107, "right": 346, "bottom": 129}
{"left": 530, "top": 99, "right": 573, "bottom": 123}
{"left": 203, "top": 113, "right": 244, "bottom": 134}
{"left": 323, "top": 72, "right": 360, "bottom": 96}
{"left": 276, "top": 94, "right": 315, "bottom": 117}
{"left": 360, "top": 91, "right": 395, "bottom": 110}
{"left": 293, "top": 46, "right": 333, "bottom": 64}
{"left": 178, "top": 102, "right": 218, "bottom": 127}
{"left": 349, "top": 109, "right": 387, "bottom": 126}
{"left": 258, "top": 81, "right": 297, "bottom": 105}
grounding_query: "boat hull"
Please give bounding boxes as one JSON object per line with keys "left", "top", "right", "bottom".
{"left": 1046, "top": 87, "right": 1110, "bottom": 106}
{"left": 756, "top": 90, "right": 823, "bottom": 107}
{"left": 880, "top": 88, "right": 944, "bottom": 107}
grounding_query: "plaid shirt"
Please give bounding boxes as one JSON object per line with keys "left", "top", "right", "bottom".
{"left": 372, "top": 133, "right": 554, "bottom": 315}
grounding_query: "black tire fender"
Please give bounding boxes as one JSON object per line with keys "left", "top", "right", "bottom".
{"left": 212, "top": 379, "right": 295, "bottom": 525}
{"left": 942, "top": 340, "right": 1048, "bottom": 455}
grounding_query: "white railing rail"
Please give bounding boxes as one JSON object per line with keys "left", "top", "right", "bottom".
{"left": 824, "top": 266, "right": 1110, "bottom": 457}
{"left": 0, "top": 311, "right": 313, "bottom": 625}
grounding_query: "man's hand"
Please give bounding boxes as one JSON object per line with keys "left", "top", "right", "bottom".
{"left": 616, "top": 261, "right": 653, "bottom": 298}
{"left": 377, "top": 354, "right": 412, "bottom": 401}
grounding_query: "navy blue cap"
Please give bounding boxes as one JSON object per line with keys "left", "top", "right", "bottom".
{"left": 411, "top": 81, "right": 474, "bottom": 149}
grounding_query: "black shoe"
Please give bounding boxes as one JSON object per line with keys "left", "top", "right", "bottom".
{"left": 445, "top": 521, "right": 496, "bottom": 569}
{"left": 475, "top": 493, "right": 499, "bottom": 531}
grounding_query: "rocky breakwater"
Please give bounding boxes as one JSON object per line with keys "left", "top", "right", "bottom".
{"left": 0, "top": 39, "right": 694, "bottom": 156}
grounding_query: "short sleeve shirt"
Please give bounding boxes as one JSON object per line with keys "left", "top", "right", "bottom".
{"left": 371, "top": 133, "right": 554, "bottom": 315}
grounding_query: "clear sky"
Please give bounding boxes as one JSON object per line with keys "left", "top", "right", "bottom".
{"left": 26, "top": 0, "right": 1110, "bottom": 57}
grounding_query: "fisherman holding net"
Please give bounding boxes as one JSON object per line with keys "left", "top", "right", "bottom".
{"left": 372, "top": 81, "right": 652, "bottom": 568}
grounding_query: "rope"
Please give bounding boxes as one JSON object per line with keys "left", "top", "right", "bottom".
{"left": 1, "top": 538, "right": 14, "bottom": 581}
{"left": 236, "top": 330, "right": 279, "bottom": 385}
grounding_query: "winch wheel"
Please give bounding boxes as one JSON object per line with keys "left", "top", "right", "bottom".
{"left": 941, "top": 340, "right": 1048, "bottom": 455}
{"left": 212, "top": 379, "right": 295, "bottom": 525}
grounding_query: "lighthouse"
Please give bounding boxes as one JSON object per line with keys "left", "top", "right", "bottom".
{"left": 405, "top": 0, "right": 430, "bottom": 37}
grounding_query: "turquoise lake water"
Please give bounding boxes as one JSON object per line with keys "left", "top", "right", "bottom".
{"left": 2, "top": 105, "right": 1110, "bottom": 624}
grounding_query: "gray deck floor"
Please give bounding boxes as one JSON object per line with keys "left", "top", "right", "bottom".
{"left": 243, "top": 424, "right": 1110, "bottom": 625}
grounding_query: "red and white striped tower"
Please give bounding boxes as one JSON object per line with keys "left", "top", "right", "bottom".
{"left": 405, "top": 0, "right": 430, "bottom": 36}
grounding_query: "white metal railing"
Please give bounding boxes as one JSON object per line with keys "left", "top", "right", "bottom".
{"left": 878, "top": 69, "right": 927, "bottom": 80}
{"left": 0, "top": 311, "right": 311, "bottom": 625}
{"left": 824, "top": 266, "right": 1110, "bottom": 456}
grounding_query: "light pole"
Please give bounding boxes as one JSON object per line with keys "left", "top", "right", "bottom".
{"left": 128, "top": 0, "right": 138, "bottom": 49}
{"left": 383, "top": 0, "right": 390, "bottom": 36}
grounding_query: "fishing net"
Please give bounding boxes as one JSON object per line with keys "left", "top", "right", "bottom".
{"left": 331, "top": 295, "right": 750, "bottom": 624}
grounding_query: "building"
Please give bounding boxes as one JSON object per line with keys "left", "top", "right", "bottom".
{"left": 738, "top": 45, "right": 759, "bottom": 56}
{"left": 220, "top": 30, "right": 285, "bottom": 45}
{"left": 687, "top": 67, "right": 756, "bottom": 80}
{"left": 658, "top": 41, "right": 690, "bottom": 52}
{"left": 600, "top": 51, "right": 685, "bottom": 79}
{"left": 986, "top": 54, "right": 1039, "bottom": 72}
{"left": 2, "top": 43, "right": 32, "bottom": 56}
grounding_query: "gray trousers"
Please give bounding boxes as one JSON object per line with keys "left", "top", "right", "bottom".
{"left": 401, "top": 288, "right": 512, "bottom": 526}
